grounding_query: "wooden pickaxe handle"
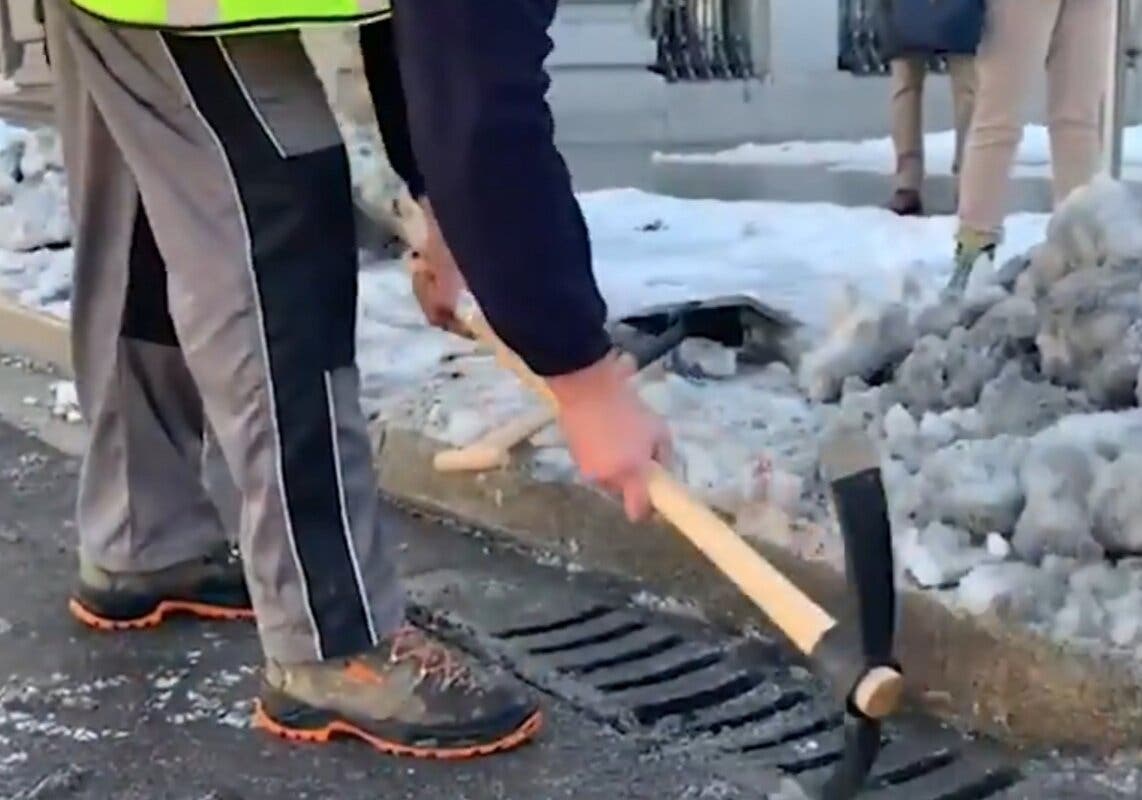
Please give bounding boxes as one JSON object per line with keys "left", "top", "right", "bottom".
{"left": 462, "top": 310, "right": 903, "bottom": 720}
{"left": 433, "top": 406, "right": 555, "bottom": 473}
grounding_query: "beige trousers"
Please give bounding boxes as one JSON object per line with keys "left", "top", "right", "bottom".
{"left": 891, "top": 55, "right": 978, "bottom": 192}
{"left": 957, "top": 0, "right": 1115, "bottom": 238}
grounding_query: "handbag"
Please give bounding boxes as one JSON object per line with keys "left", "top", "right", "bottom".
{"left": 875, "top": 0, "right": 986, "bottom": 61}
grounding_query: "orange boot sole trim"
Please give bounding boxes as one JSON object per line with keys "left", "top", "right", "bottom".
{"left": 253, "top": 701, "right": 543, "bottom": 760}
{"left": 68, "top": 597, "right": 255, "bottom": 631}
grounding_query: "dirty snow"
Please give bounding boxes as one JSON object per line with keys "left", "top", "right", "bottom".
{"left": 0, "top": 659, "right": 257, "bottom": 779}
{"left": 802, "top": 176, "right": 1142, "bottom": 658}
{"left": 0, "top": 674, "right": 132, "bottom": 751}
{"left": 1, "top": 122, "right": 1141, "bottom": 664}
{"left": 630, "top": 590, "right": 707, "bottom": 622}
{"left": 654, "top": 124, "right": 1142, "bottom": 181}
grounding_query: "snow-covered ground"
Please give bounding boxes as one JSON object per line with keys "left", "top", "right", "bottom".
{"left": 654, "top": 125, "right": 1142, "bottom": 182}
{"left": 1, "top": 120, "right": 1141, "bottom": 668}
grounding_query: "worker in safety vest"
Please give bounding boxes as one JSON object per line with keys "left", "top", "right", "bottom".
{"left": 47, "top": 0, "right": 669, "bottom": 759}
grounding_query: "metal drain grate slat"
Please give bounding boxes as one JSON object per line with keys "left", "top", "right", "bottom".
{"left": 528, "top": 621, "right": 648, "bottom": 655}
{"left": 733, "top": 713, "right": 847, "bottom": 757}
{"left": 691, "top": 687, "right": 836, "bottom": 737}
{"left": 589, "top": 647, "right": 724, "bottom": 692}
{"left": 864, "top": 748, "right": 960, "bottom": 788}
{"left": 407, "top": 576, "right": 1025, "bottom": 800}
{"left": 793, "top": 732, "right": 958, "bottom": 793}
{"left": 492, "top": 605, "right": 613, "bottom": 639}
{"left": 685, "top": 685, "right": 814, "bottom": 735}
{"left": 509, "top": 611, "right": 648, "bottom": 656}
{"left": 860, "top": 755, "right": 1022, "bottom": 799}
{"left": 620, "top": 670, "right": 764, "bottom": 725}
{"left": 860, "top": 726, "right": 969, "bottom": 781}
{"left": 542, "top": 628, "right": 686, "bottom": 674}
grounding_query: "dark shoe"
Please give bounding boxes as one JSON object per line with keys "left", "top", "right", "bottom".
{"left": 69, "top": 543, "right": 253, "bottom": 631}
{"left": 255, "top": 623, "right": 542, "bottom": 759}
{"left": 887, "top": 188, "right": 923, "bottom": 216}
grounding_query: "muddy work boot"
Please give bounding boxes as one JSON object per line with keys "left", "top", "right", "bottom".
{"left": 256, "top": 624, "right": 543, "bottom": 759}
{"left": 69, "top": 543, "right": 253, "bottom": 631}
{"left": 887, "top": 188, "right": 923, "bottom": 216}
{"left": 946, "top": 229, "right": 998, "bottom": 295}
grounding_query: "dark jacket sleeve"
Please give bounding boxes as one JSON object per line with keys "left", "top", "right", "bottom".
{"left": 390, "top": 0, "right": 611, "bottom": 377}
{"left": 359, "top": 19, "right": 426, "bottom": 200}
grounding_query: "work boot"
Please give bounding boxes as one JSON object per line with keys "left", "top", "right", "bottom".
{"left": 946, "top": 229, "right": 997, "bottom": 295}
{"left": 255, "top": 623, "right": 543, "bottom": 759}
{"left": 887, "top": 188, "right": 923, "bottom": 216}
{"left": 69, "top": 542, "right": 253, "bottom": 631}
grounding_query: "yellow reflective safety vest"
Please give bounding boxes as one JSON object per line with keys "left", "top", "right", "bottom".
{"left": 67, "top": 0, "right": 392, "bottom": 35}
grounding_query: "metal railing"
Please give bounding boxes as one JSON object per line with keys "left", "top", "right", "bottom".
{"left": 1105, "top": 0, "right": 1134, "bottom": 176}
{"left": 0, "top": 0, "right": 45, "bottom": 79}
{"left": 836, "top": 0, "right": 948, "bottom": 75}
{"left": 0, "top": 0, "right": 22, "bottom": 77}
{"left": 649, "top": 0, "right": 755, "bottom": 82}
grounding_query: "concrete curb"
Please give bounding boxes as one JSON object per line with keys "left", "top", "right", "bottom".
{"left": 375, "top": 424, "right": 1142, "bottom": 755}
{"left": 0, "top": 293, "right": 71, "bottom": 376}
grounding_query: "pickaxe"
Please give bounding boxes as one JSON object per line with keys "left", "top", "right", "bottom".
{"left": 461, "top": 308, "right": 902, "bottom": 799}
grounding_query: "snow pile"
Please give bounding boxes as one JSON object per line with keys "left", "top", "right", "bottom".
{"left": 796, "top": 177, "right": 1142, "bottom": 655}
{"left": 0, "top": 124, "right": 72, "bottom": 318}
{"left": 0, "top": 125, "right": 68, "bottom": 251}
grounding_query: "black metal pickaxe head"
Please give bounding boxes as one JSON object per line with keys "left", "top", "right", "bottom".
{"left": 807, "top": 428, "right": 901, "bottom": 799}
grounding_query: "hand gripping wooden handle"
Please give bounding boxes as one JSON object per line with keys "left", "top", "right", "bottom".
{"left": 433, "top": 406, "right": 555, "bottom": 472}
{"left": 461, "top": 310, "right": 903, "bottom": 719}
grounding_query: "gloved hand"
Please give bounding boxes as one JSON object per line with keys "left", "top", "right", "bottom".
{"left": 407, "top": 198, "right": 467, "bottom": 336}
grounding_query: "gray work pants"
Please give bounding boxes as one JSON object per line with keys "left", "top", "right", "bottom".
{"left": 44, "top": 0, "right": 403, "bottom": 663}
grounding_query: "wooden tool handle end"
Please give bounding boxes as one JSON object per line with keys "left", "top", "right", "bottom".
{"left": 852, "top": 666, "right": 904, "bottom": 720}
{"left": 433, "top": 445, "right": 510, "bottom": 473}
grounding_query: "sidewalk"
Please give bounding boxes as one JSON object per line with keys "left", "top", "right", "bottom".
{"left": 0, "top": 80, "right": 1105, "bottom": 227}
{"left": 0, "top": 84, "right": 1068, "bottom": 216}
{"left": 561, "top": 141, "right": 1058, "bottom": 217}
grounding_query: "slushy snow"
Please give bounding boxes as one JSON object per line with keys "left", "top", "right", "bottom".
{"left": 0, "top": 120, "right": 1139, "bottom": 663}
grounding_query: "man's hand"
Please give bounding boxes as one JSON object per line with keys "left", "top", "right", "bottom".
{"left": 407, "top": 198, "right": 466, "bottom": 335}
{"left": 548, "top": 353, "right": 672, "bottom": 522}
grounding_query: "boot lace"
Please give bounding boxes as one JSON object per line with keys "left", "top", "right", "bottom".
{"left": 388, "top": 624, "right": 475, "bottom": 690}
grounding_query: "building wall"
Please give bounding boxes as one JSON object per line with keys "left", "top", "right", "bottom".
{"left": 548, "top": 0, "right": 1142, "bottom": 145}
{"left": 3, "top": 1, "right": 1140, "bottom": 149}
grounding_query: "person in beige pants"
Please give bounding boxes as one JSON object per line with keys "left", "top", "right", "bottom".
{"left": 950, "top": 0, "right": 1115, "bottom": 290}
{"left": 889, "top": 56, "right": 978, "bottom": 216}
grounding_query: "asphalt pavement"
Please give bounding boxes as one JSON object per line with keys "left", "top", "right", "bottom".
{"left": 0, "top": 363, "right": 1138, "bottom": 800}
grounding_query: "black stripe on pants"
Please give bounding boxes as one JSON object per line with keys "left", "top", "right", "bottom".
{"left": 121, "top": 204, "right": 179, "bottom": 346}
{"left": 162, "top": 34, "right": 374, "bottom": 659}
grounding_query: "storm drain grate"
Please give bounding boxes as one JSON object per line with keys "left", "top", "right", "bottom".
{"left": 436, "top": 603, "right": 1025, "bottom": 799}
